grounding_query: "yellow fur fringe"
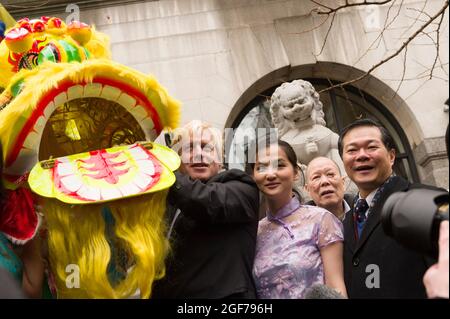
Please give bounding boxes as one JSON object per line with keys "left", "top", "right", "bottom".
{"left": 43, "top": 190, "right": 169, "bottom": 299}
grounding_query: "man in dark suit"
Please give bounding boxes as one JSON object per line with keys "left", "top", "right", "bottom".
{"left": 338, "top": 118, "right": 435, "bottom": 298}
{"left": 151, "top": 121, "right": 259, "bottom": 298}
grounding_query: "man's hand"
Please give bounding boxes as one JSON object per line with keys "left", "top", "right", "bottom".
{"left": 423, "top": 220, "right": 449, "bottom": 298}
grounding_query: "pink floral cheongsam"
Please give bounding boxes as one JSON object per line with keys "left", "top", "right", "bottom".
{"left": 253, "top": 197, "right": 343, "bottom": 299}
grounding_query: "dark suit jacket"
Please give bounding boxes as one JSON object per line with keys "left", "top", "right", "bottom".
{"left": 343, "top": 175, "right": 438, "bottom": 299}
{"left": 151, "top": 169, "right": 259, "bottom": 299}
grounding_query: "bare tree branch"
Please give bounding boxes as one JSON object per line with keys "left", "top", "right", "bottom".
{"left": 315, "top": 12, "right": 337, "bottom": 56}
{"left": 354, "top": 0, "right": 401, "bottom": 65}
{"left": 401, "top": 0, "right": 429, "bottom": 39}
{"left": 291, "top": 14, "right": 331, "bottom": 35}
{"left": 407, "top": 6, "right": 432, "bottom": 20}
{"left": 316, "top": 0, "right": 449, "bottom": 94}
{"left": 430, "top": 7, "right": 446, "bottom": 78}
{"left": 404, "top": 77, "right": 430, "bottom": 100}
{"left": 382, "top": 68, "right": 449, "bottom": 81}
{"left": 417, "top": 30, "right": 448, "bottom": 76}
{"left": 310, "top": 0, "right": 334, "bottom": 12}
{"left": 310, "top": 0, "right": 394, "bottom": 15}
{"left": 395, "top": 45, "right": 408, "bottom": 93}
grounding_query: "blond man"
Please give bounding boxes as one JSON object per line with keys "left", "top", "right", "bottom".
{"left": 152, "top": 121, "right": 260, "bottom": 298}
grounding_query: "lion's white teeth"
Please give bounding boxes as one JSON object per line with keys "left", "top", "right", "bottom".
{"left": 77, "top": 184, "right": 101, "bottom": 201}
{"left": 117, "top": 93, "right": 136, "bottom": 109}
{"left": 100, "top": 187, "right": 122, "bottom": 200}
{"left": 11, "top": 81, "right": 159, "bottom": 178}
{"left": 83, "top": 83, "right": 103, "bottom": 97}
{"left": 34, "top": 116, "right": 46, "bottom": 133}
{"left": 128, "top": 146, "right": 149, "bottom": 160}
{"left": 132, "top": 172, "right": 153, "bottom": 190}
{"left": 136, "top": 159, "right": 155, "bottom": 175}
{"left": 60, "top": 175, "right": 82, "bottom": 192}
{"left": 140, "top": 118, "right": 154, "bottom": 130}
{"left": 119, "top": 183, "right": 140, "bottom": 196}
{"left": 56, "top": 162, "right": 75, "bottom": 177}
{"left": 43, "top": 101, "right": 55, "bottom": 119}
{"left": 101, "top": 85, "right": 122, "bottom": 101}
{"left": 67, "top": 85, "right": 84, "bottom": 101}
{"left": 23, "top": 131, "right": 40, "bottom": 149}
{"left": 130, "top": 104, "right": 148, "bottom": 121}
{"left": 53, "top": 91, "right": 68, "bottom": 107}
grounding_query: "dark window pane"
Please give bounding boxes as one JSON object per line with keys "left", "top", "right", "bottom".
{"left": 317, "top": 89, "right": 338, "bottom": 134}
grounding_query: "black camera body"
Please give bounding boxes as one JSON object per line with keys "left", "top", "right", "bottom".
{"left": 382, "top": 188, "right": 449, "bottom": 259}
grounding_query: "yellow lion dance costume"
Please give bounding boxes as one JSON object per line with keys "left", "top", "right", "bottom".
{"left": 0, "top": 17, "right": 180, "bottom": 298}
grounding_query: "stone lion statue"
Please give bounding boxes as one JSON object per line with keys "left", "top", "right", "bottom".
{"left": 270, "top": 79, "right": 346, "bottom": 182}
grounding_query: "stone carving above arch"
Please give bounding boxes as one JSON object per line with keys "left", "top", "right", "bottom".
{"left": 269, "top": 79, "right": 347, "bottom": 185}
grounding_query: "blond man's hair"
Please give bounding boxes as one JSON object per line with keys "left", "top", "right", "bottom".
{"left": 168, "top": 120, "right": 223, "bottom": 164}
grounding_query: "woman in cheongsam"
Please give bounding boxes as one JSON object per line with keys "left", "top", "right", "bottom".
{"left": 251, "top": 139, "right": 347, "bottom": 299}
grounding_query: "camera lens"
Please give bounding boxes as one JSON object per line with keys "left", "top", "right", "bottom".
{"left": 381, "top": 192, "right": 403, "bottom": 238}
{"left": 382, "top": 189, "right": 449, "bottom": 258}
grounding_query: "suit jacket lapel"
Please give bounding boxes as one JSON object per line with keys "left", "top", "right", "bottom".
{"left": 355, "top": 176, "right": 410, "bottom": 253}
{"left": 344, "top": 210, "right": 356, "bottom": 253}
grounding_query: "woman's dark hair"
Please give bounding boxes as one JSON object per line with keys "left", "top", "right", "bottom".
{"left": 276, "top": 140, "right": 299, "bottom": 171}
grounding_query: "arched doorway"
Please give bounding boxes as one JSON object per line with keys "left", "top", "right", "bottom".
{"left": 226, "top": 63, "right": 420, "bottom": 183}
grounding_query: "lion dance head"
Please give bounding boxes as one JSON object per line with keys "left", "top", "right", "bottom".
{"left": 0, "top": 17, "right": 181, "bottom": 298}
